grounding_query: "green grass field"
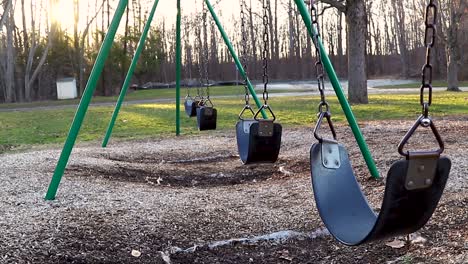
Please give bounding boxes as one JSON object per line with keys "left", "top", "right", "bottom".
{"left": 0, "top": 85, "right": 312, "bottom": 110}
{"left": 0, "top": 91, "right": 466, "bottom": 152}
{"left": 374, "top": 80, "right": 468, "bottom": 89}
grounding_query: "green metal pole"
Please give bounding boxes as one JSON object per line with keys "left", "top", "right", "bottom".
{"left": 45, "top": 0, "right": 129, "bottom": 200}
{"left": 293, "top": 0, "right": 380, "bottom": 179}
{"left": 175, "top": 0, "right": 181, "bottom": 135}
{"left": 102, "top": 0, "right": 160, "bottom": 148}
{"left": 204, "top": 0, "right": 267, "bottom": 119}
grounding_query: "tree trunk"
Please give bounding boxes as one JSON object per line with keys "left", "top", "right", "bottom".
{"left": 447, "top": 47, "right": 460, "bottom": 91}
{"left": 0, "top": 0, "right": 13, "bottom": 29}
{"left": 73, "top": 0, "right": 80, "bottom": 93}
{"left": 5, "top": 5, "right": 15, "bottom": 103}
{"left": 446, "top": 25, "right": 461, "bottom": 91}
{"left": 337, "top": 12, "right": 344, "bottom": 74}
{"left": 274, "top": 0, "right": 279, "bottom": 63}
{"left": 288, "top": 1, "right": 295, "bottom": 60}
{"left": 346, "top": 0, "right": 368, "bottom": 104}
{"left": 391, "top": 0, "right": 410, "bottom": 78}
{"left": 445, "top": 0, "right": 465, "bottom": 92}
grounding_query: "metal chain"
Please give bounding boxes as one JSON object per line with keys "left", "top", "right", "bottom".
{"left": 184, "top": 29, "right": 191, "bottom": 98}
{"left": 310, "top": 0, "right": 328, "bottom": 114}
{"left": 262, "top": 0, "right": 269, "bottom": 105}
{"left": 203, "top": 7, "right": 210, "bottom": 101}
{"left": 397, "top": 0, "right": 444, "bottom": 157}
{"left": 196, "top": 18, "right": 204, "bottom": 100}
{"left": 420, "top": 0, "right": 437, "bottom": 119}
{"left": 240, "top": 0, "right": 250, "bottom": 107}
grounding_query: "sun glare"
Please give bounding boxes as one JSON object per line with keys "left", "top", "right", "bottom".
{"left": 50, "top": 0, "right": 75, "bottom": 30}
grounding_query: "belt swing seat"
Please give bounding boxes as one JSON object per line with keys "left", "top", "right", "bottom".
{"left": 236, "top": 106, "right": 282, "bottom": 164}
{"left": 197, "top": 99, "right": 217, "bottom": 131}
{"left": 307, "top": 0, "right": 450, "bottom": 245}
{"left": 184, "top": 95, "right": 200, "bottom": 117}
{"left": 310, "top": 114, "right": 450, "bottom": 245}
{"left": 236, "top": 0, "right": 282, "bottom": 165}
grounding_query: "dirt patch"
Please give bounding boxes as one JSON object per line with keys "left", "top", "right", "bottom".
{"left": 0, "top": 143, "right": 17, "bottom": 154}
{"left": 67, "top": 153, "right": 308, "bottom": 188}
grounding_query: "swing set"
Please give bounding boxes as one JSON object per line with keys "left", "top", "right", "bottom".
{"left": 44, "top": 0, "right": 450, "bottom": 246}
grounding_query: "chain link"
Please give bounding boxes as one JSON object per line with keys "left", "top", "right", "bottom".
{"left": 420, "top": 0, "right": 437, "bottom": 118}
{"left": 240, "top": 0, "right": 250, "bottom": 108}
{"left": 310, "top": 0, "right": 328, "bottom": 114}
{"left": 262, "top": 0, "right": 270, "bottom": 105}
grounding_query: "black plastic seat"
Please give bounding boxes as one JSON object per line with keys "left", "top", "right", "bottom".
{"left": 184, "top": 98, "right": 199, "bottom": 117}
{"left": 196, "top": 106, "right": 217, "bottom": 131}
{"left": 310, "top": 142, "right": 451, "bottom": 245}
{"left": 236, "top": 119, "right": 282, "bottom": 164}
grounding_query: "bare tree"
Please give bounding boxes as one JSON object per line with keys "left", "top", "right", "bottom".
{"left": 20, "top": 0, "right": 53, "bottom": 102}
{"left": 0, "top": 0, "right": 13, "bottom": 29}
{"left": 321, "top": 0, "right": 368, "bottom": 104}
{"left": 440, "top": 0, "right": 467, "bottom": 91}
{"left": 248, "top": 0, "right": 258, "bottom": 79}
{"left": 391, "top": 0, "right": 410, "bottom": 78}
{"left": 73, "top": 0, "right": 105, "bottom": 95}
{"left": 3, "top": 0, "right": 15, "bottom": 102}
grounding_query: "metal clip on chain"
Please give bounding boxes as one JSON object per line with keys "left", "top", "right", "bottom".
{"left": 398, "top": 0, "right": 444, "bottom": 158}
{"left": 309, "top": 0, "right": 336, "bottom": 143}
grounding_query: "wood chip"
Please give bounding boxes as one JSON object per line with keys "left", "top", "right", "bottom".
{"left": 385, "top": 239, "right": 406, "bottom": 249}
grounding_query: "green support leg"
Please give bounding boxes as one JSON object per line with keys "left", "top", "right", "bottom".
{"left": 293, "top": 0, "right": 380, "bottom": 179}
{"left": 102, "top": 0, "right": 160, "bottom": 147}
{"left": 204, "top": 0, "right": 267, "bottom": 119}
{"left": 45, "top": 0, "right": 129, "bottom": 200}
{"left": 175, "top": 0, "right": 181, "bottom": 135}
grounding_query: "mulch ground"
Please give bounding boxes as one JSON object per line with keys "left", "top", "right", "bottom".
{"left": 0, "top": 117, "right": 466, "bottom": 263}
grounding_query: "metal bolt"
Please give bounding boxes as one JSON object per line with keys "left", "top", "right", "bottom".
{"left": 324, "top": 159, "right": 328, "bottom": 165}
{"left": 328, "top": 148, "right": 333, "bottom": 154}
{"left": 335, "top": 160, "right": 340, "bottom": 166}
{"left": 421, "top": 118, "right": 431, "bottom": 127}
{"left": 425, "top": 179, "right": 432, "bottom": 185}
{"left": 418, "top": 165, "right": 425, "bottom": 172}
{"left": 408, "top": 181, "right": 414, "bottom": 187}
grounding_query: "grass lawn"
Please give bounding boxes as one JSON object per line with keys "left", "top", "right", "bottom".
{"left": 0, "top": 91, "right": 466, "bottom": 152}
{"left": 374, "top": 80, "right": 468, "bottom": 89}
{"left": 0, "top": 85, "right": 313, "bottom": 110}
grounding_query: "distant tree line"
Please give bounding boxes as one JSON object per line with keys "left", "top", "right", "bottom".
{"left": 0, "top": 0, "right": 466, "bottom": 104}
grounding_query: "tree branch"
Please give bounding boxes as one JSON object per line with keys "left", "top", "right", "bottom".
{"left": 0, "top": 0, "right": 13, "bottom": 30}
{"left": 319, "top": 0, "right": 346, "bottom": 13}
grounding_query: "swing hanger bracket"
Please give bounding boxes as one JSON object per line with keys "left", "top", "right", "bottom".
{"left": 321, "top": 140, "right": 341, "bottom": 169}
{"left": 313, "top": 110, "right": 337, "bottom": 143}
{"left": 398, "top": 115, "right": 444, "bottom": 158}
{"left": 405, "top": 152, "right": 439, "bottom": 190}
{"left": 254, "top": 104, "right": 276, "bottom": 122}
{"left": 239, "top": 105, "right": 255, "bottom": 120}
{"left": 258, "top": 119, "right": 275, "bottom": 137}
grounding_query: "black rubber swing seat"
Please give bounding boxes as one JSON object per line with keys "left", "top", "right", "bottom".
{"left": 236, "top": 119, "right": 282, "bottom": 164}
{"left": 310, "top": 142, "right": 451, "bottom": 245}
{"left": 197, "top": 106, "right": 217, "bottom": 131}
{"left": 184, "top": 98, "right": 199, "bottom": 117}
